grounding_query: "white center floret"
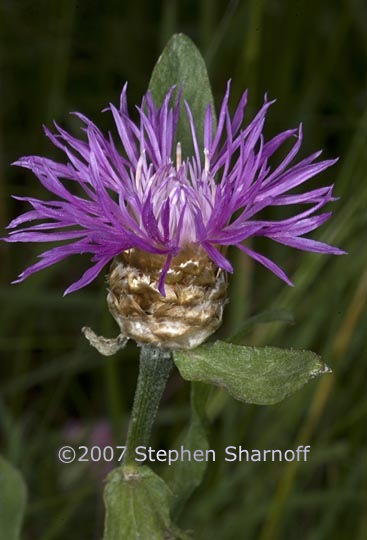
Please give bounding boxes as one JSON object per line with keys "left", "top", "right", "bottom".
{"left": 176, "top": 142, "right": 182, "bottom": 171}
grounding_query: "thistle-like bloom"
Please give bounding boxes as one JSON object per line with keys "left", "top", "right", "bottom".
{"left": 4, "top": 82, "right": 344, "bottom": 348}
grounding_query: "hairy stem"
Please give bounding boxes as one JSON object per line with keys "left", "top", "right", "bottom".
{"left": 124, "top": 346, "right": 173, "bottom": 465}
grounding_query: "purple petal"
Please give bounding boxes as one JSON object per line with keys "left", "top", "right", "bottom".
{"left": 202, "top": 242, "right": 233, "bottom": 272}
{"left": 157, "top": 254, "right": 172, "bottom": 296}
{"left": 269, "top": 235, "right": 347, "bottom": 255}
{"left": 237, "top": 244, "right": 294, "bottom": 286}
{"left": 63, "top": 256, "right": 111, "bottom": 296}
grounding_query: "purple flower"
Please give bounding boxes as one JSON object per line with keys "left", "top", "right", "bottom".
{"left": 4, "top": 82, "right": 345, "bottom": 296}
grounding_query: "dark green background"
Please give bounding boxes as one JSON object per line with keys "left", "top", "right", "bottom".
{"left": 0, "top": 1, "right": 365, "bottom": 539}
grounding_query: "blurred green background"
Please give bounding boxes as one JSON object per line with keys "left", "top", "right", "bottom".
{"left": 0, "top": 1, "right": 366, "bottom": 539}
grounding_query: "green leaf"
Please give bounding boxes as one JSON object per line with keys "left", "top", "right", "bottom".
{"left": 229, "top": 308, "right": 295, "bottom": 344}
{"left": 103, "top": 465, "right": 190, "bottom": 540}
{"left": 173, "top": 341, "right": 330, "bottom": 405}
{"left": 164, "top": 382, "right": 210, "bottom": 515}
{"left": 149, "top": 33, "right": 216, "bottom": 157}
{"left": 0, "top": 455, "right": 27, "bottom": 540}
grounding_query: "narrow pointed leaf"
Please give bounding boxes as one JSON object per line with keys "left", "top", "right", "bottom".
{"left": 173, "top": 341, "right": 330, "bottom": 405}
{"left": 164, "top": 382, "right": 210, "bottom": 515}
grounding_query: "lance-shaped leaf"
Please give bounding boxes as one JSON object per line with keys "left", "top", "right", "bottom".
{"left": 149, "top": 33, "right": 216, "bottom": 156}
{"left": 0, "top": 455, "right": 27, "bottom": 540}
{"left": 103, "top": 465, "right": 190, "bottom": 540}
{"left": 173, "top": 341, "right": 331, "bottom": 405}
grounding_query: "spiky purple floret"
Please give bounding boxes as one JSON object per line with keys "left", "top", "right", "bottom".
{"left": 4, "top": 81, "right": 345, "bottom": 295}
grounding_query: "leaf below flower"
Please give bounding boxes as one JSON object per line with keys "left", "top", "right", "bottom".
{"left": 173, "top": 341, "right": 331, "bottom": 405}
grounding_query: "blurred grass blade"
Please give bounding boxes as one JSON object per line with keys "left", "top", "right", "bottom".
{"left": 229, "top": 308, "right": 295, "bottom": 344}
{"left": 0, "top": 455, "right": 27, "bottom": 540}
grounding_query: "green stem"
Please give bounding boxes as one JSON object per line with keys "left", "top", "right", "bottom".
{"left": 124, "top": 346, "right": 173, "bottom": 465}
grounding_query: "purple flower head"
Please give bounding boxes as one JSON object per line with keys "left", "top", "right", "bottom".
{"left": 4, "top": 81, "right": 345, "bottom": 296}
